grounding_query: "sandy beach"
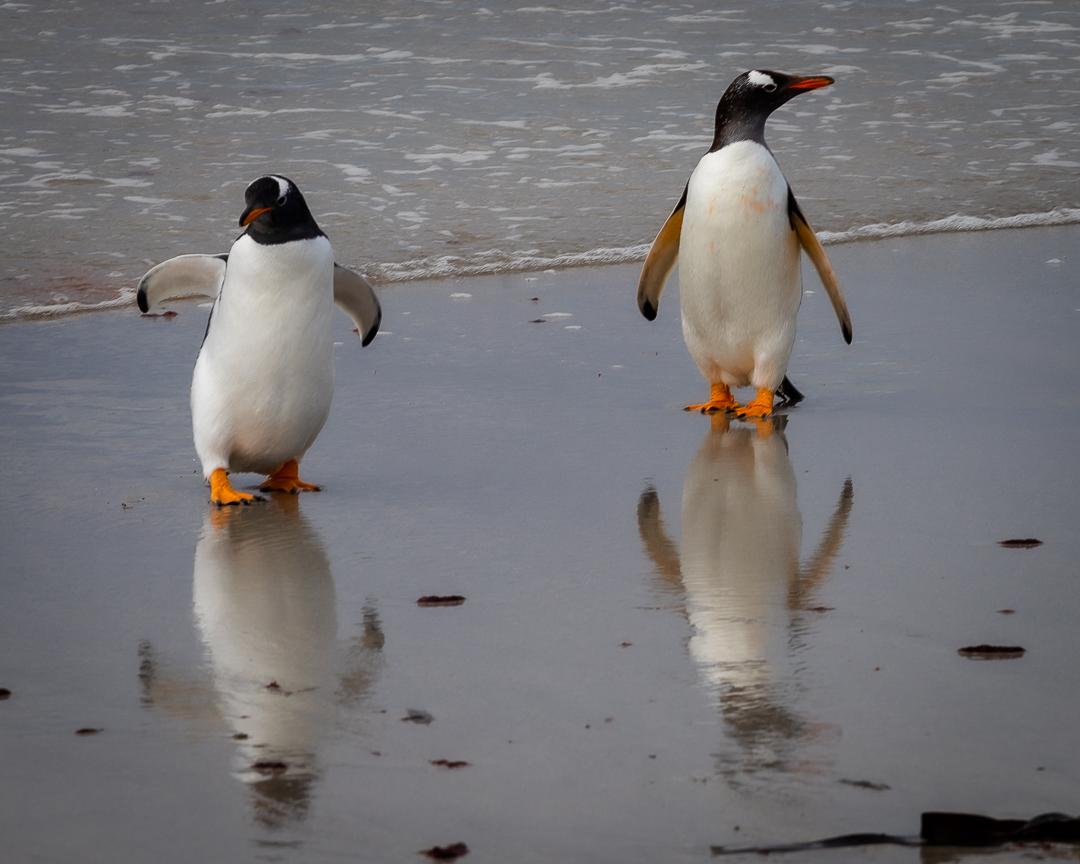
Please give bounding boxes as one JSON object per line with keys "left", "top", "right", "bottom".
{"left": 1, "top": 225, "right": 1079, "bottom": 863}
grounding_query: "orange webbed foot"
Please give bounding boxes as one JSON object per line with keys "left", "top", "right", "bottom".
{"left": 735, "top": 387, "right": 775, "bottom": 420}
{"left": 209, "top": 468, "right": 264, "bottom": 507}
{"left": 259, "top": 459, "right": 322, "bottom": 495}
{"left": 684, "top": 383, "right": 738, "bottom": 414}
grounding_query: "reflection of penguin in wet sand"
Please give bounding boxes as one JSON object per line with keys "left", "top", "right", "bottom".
{"left": 137, "top": 175, "right": 381, "bottom": 505}
{"left": 637, "top": 417, "right": 852, "bottom": 775}
{"left": 637, "top": 70, "right": 853, "bottom": 418}
{"left": 139, "top": 496, "right": 384, "bottom": 828}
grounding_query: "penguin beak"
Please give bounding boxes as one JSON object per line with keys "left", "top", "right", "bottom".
{"left": 239, "top": 205, "right": 273, "bottom": 227}
{"left": 787, "top": 75, "right": 834, "bottom": 92}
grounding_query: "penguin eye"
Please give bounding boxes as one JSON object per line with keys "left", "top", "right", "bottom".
{"left": 276, "top": 194, "right": 287, "bottom": 206}
{"left": 763, "top": 83, "right": 777, "bottom": 93}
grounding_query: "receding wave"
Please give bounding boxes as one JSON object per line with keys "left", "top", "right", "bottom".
{"left": 371, "top": 206, "right": 1080, "bottom": 283}
{"left": 1, "top": 289, "right": 137, "bottom": 323}
{"left": 368, "top": 244, "right": 653, "bottom": 283}
{"left": 816, "top": 207, "right": 1080, "bottom": 245}
{"left": 3, "top": 207, "right": 1078, "bottom": 322}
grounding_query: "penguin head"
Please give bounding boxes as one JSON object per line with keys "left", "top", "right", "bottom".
{"left": 711, "top": 70, "right": 833, "bottom": 150}
{"left": 238, "top": 175, "right": 325, "bottom": 244}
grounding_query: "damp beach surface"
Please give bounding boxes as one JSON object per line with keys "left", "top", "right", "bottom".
{"left": 1, "top": 226, "right": 1079, "bottom": 862}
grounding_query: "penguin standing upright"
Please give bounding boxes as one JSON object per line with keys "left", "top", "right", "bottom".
{"left": 137, "top": 175, "right": 381, "bottom": 505}
{"left": 637, "top": 70, "right": 852, "bottom": 418}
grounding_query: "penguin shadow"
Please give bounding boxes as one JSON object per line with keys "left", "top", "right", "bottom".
{"left": 139, "top": 495, "right": 384, "bottom": 830}
{"left": 637, "top": 415, "right": 853, "bottom": 784}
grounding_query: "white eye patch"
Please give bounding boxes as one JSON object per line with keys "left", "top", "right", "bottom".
{"left": 270, "top": 175, "right": 290, "bottom": 201}
{"left": 747, "top": 70, "right": 776, "bottom": 89}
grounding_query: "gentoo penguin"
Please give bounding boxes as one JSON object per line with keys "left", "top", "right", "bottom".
{"left": 137, "top": 175, "right": 381, "bottom": 505}
{"left": 637, "top": 70, "right": 852, "bottom": 418}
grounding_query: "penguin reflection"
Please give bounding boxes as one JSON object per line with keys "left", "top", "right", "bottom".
{"left": 638, "top": 416, "right": 852, "bottom": 779}
{"left": 140, "top": 496, "right": 384, "bottom": 829}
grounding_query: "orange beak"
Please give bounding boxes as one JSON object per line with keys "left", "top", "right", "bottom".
{"left": 788, "top": 75, "right": 834, "bottom": 92}
{"left": 240, "top": 206, "right": 273, "bottom": 227}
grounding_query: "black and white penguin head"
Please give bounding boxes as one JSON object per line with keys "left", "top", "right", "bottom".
{"left": 711, "top": 70, "right": 834, "bottom": 150}
{"left": 238, "top": 175, "right": 325, "bottom": 245}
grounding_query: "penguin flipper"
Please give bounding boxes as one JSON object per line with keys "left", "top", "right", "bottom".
{"left": 333, "top": 265, "right": 381, "bottom": 347}
{"left": 637, "top": 185, "right": 687, "bottom": 321}
{"left": 136, "top": 253, "right": 228, "bottom": 313}
{"left": 788, "top": 190, "right": 853, "bottom": 344}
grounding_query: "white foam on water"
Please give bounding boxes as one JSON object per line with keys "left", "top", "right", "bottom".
{"left": 364, "top": 108, "right": 426, "bottom": 122}
{"left": 527, "top": 62, "right": 708, "bottom": 90}
{"left": 40, "top": 104, "right": 134, "bottom": 118}
{"left": 205, "top": 106, "right": 270, "bottom": 119}
{"left": 333, "top": 164, "right": 372, "bottom": 181}
{"left": 1030, "top": 150, "right": 1080, "bottom": 168}
{"left": 404, "top": 149, "right": 495, "bottom": 164}
{"left": 1, "top": 290, "right": 136, "bottom": 322}
{"left": 454, "top": 119, "right": 529, "bottom": 129}
{"left": 816, "top": 207, "right": 1080, "bottom": 244}
{"left": 667, "top": 13, "right": 747, "bottom": 23}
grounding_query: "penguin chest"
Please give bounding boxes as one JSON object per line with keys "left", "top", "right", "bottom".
{"left": 193, "top": 235, "right": 336, "bottom": 473}
{"left": 678, "top": 143, "right": 801, "bottom": 380}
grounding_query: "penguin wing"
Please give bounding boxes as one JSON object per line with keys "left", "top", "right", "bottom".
{"left": 333, "top": 264, "right": 382, "bottom": 347}
{"left": 788, "top": 190, "right": 852, "bottom": 344}
{"left": 636, "top": 184, "right": 687, "bottom": 321}
{"left": 137, "top": 254, "right": 229, "bottom": 313}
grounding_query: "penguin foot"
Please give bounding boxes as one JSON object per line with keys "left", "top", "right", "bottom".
{"left": 735, "top": 388, "right": 775, "bottom": 420}
{"left": 260, "top": 459, "right": 322, "bottom": 495}
{"left": 684, "top": 383, "right": 738, "bottom": 414}
{"left": 209, "top": 468, "right": 264, "bottom": 507}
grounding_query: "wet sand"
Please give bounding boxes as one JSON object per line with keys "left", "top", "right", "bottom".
{"left": 1, "top": 226, "right": 1078, "bottom": 863}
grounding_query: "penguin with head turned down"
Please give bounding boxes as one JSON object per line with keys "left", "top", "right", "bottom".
{"left": 637, "top": 70, "right": 852, "bottom": 418}
{"left": 137, "top": 175, "right": 381, "bottom": 505}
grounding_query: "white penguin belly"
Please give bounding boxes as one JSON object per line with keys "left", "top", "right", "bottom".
{"left": 678, "top": 142, "right": 802, "bottom": 390}
{"left": 192, "top": 234, "right": 335, "bottom": 477}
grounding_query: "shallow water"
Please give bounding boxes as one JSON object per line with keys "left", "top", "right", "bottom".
{"left": 2, "top": 0, "right": 1079, "bottom": 317}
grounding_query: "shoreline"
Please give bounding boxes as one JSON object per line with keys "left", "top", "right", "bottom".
{"left": 3, "top": 207, "right": 1079, "bottom": 323}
